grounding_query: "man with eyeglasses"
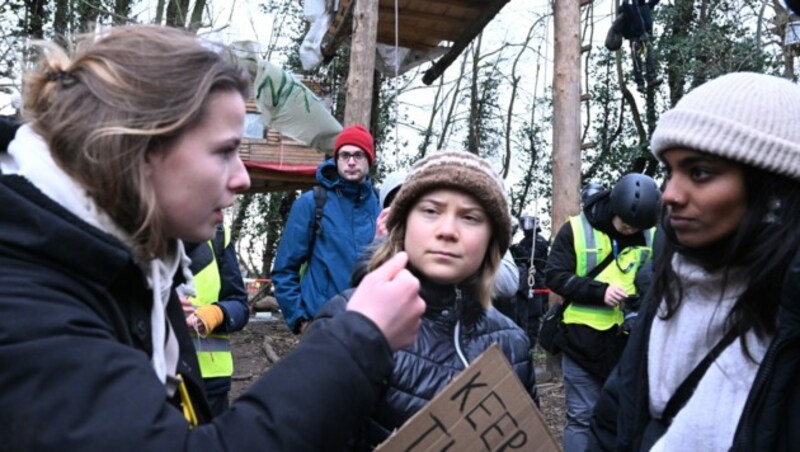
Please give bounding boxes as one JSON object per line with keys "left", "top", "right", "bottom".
{"left": 273, "top": 125, "right": 380, "bottom": 334}
{"left": 544, "top": 173, "right": 660, "bottom": 452}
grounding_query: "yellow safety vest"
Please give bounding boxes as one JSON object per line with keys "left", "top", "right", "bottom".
{"left": 189, "top": 227, "right": 234, "bottom": 379}
{"left": 562, "top": 213, "right": 654, "bottom": 331}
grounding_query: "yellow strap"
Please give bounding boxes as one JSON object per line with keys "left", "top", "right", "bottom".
{"left": 177, "top": 374, "right": 199, "bottom": 428}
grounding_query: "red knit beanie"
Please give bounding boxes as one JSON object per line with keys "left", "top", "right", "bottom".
{"left": 334, "top": 125, "right": 375, "bottom": 165}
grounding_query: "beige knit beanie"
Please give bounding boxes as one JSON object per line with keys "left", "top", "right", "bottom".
{"left": 651, "top": 72, "right": 800, "bottom": 181}
{"left": 386, "top": 150, "right": 511, "bottom": 254}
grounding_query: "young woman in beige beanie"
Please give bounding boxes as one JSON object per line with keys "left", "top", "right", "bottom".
{"left": 590, "top": 72, "right": 800, "bottom": 451}
{"left": 314, "top": 150, "right": 536, "bottom": 450}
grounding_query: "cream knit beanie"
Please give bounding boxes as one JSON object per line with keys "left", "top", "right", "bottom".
{"left": 386, "top": 150, "right": 511, "bottom": 254}
{"left": 651, "top": 72, "right": 800, "bottom": 181}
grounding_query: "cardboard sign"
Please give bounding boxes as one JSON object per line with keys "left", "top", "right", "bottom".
{"left": 375, "top": 345, "right": 560, "bottom": 452}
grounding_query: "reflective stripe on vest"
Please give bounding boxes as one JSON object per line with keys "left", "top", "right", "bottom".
{"left": 189, "top": 227, "right": 234, "bottom": 379}
{"left": 563, "top": 213, "right": 654, "bottom": 330}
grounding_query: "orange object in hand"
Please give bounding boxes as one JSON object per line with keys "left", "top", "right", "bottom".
{"left": 193, "top": 305, "right": 224, "bottom": 336}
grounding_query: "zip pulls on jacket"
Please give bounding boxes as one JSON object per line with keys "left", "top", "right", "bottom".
{"left": 452, "top": 286, "right": 470, "bottom": 368}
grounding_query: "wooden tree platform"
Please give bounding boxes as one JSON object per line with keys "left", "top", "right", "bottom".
{"left": 321, "top": 0, "right": 512, "bottom": 84}
{"left": 241, "top": 131, "right": 326, "bottom": 193}
{"left": 241, "top": 100, "right": 327, "bottom": 193}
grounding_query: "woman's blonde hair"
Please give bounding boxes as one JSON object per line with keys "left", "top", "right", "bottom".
{"left": 367, "top": 191, "right": 503, "bottom": 309}
{"left": 22, "top": 25, "right": 250, "bottom": 261}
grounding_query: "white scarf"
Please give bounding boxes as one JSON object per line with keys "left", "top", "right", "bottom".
{"left": 648, "top": 254, "right": 772, "bottom": 451}
{"left": 2, "top": 125, "right": 194, "bottom": 391}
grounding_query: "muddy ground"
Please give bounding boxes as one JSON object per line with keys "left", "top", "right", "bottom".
{"left": 230, "top": 312, "right": 566, "bottom": 446}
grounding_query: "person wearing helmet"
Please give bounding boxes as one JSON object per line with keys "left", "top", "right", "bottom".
{"left": 580, "top": 181, "right": 605, "bottom": 205}
{"left": 544, "top": 173, "right": 660, "bottom": 452}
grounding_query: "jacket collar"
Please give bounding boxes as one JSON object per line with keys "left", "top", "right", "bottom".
{"left": 316, "top": 158, "right": 374, "bottom": 199}
{"left": 413, "top": 268, "right": 484, "bottom": 325}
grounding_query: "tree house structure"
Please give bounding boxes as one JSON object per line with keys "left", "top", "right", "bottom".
{"left": 240, "top": 95, "right": 327, "bottom": 194}
{"left": 321, "top": 0, "right": 512, "bottom": 85}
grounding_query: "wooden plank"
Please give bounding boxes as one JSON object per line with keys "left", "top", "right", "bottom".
{"left": 377, "top": 5, "right": 474, "bottom": 23}
{"left": 377, "top": 19, "right": 465, "bottom": 40}
{"left": 422, "top": 0, "right": 512, "bottom": 84}
{"left": 239, "top": 131, "right": 325, "bottom": 166}
{"left": 378, "top": 0, "right": 481, "bottom": 19}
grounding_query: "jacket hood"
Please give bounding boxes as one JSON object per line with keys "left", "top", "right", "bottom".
{"left": 583, "top": 190, "right": 612, "bottom": 227}
{"left": 0, "top": 175, "right": 134, "bottom": 289}
{"left": 315, "top": 158, "right": 374, "bottom": 198}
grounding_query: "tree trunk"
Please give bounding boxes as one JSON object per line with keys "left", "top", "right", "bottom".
{"left": 369, "top": 69, "right": 381, "bottom": 143}
{"left": 166, "top": 0, "right": 190, "bottom": 28}
{"left": 343, "top": 0, "right": 378, "bottom": 127}
{"left": 435, "top": 54, "right": 468, "bottom": 152}
{"left": 23, "top": 0, "right": 47, "bottom": 39}
{"left": 78, "top": 0, "right": 101, "bottom": 32}
{"left": 114, "top": 0, "right": 132, "bottom": 25}
{"left": 552, "top": 0, "right": 582, "bottom": 232}
{"left": 154, "top": 0, "right": 166, "bottom": 25}
{"left": 550, "top": 0, "right": 582, "bottom": 379}
{"left": 188, "top": 0, "right": 206, "bottom": 33}
{"left": 666, "top": 0, "right": 695, "bottom": 106}
{"left": 466, "top": 37, "right": 482, "bottom": 155}
{"left": 53, "top": 0, "right": 69, "bottom": 47}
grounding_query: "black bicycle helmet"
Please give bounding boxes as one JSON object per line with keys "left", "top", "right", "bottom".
{"left": 610, "top": 173, "right": 661, "bottom": 229}
{"left": 581, "top": 181, "right": 605, "bottom": 204}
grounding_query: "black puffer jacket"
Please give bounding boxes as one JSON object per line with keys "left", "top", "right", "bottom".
{"left": 0, "top": 173, "right": 394, "bottom": 451}
{"left": 315, "top": 274, "right": 536, "bottom": 449}
{"left": 589, "top": 249, "right": 800, "bottom": 451}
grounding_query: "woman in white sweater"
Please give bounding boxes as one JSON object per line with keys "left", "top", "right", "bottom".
{"left": 589, "top": 72, "right": 800, "bottom": 451}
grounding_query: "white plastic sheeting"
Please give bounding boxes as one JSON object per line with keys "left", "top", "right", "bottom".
{"left": 299, "top": 0, "right": 332, "bottom": 70}
{"left": 253, "top": 59, "right": 342, "bottom": 153}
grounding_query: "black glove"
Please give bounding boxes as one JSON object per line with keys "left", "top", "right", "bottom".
{"left": 621, "top": 311, "right": 639, "bottom": 335}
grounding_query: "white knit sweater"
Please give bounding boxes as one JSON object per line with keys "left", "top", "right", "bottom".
{"left": 648, "top": 254, "right": 772, "bottom": 451}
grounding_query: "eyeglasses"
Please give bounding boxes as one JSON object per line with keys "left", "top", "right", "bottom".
{"left": 338, "top": 151, "right": 367, "bottom": 162}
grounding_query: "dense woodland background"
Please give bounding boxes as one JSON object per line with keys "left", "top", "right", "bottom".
{"left": 1, "top": 0, "right": 797, "bottom": 278}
